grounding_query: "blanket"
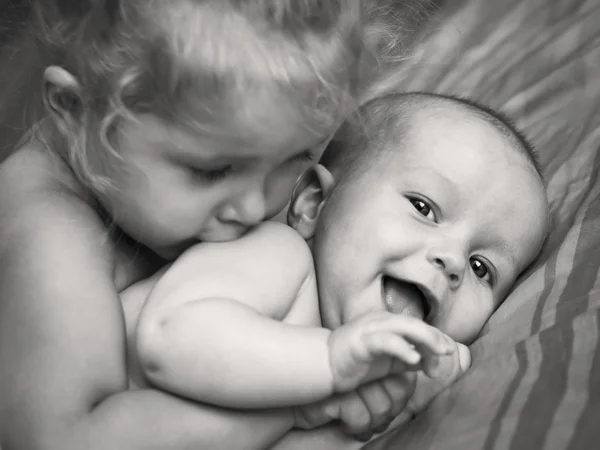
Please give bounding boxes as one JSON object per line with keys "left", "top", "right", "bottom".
{"left": 363, "top": 0, "right": 600, "bottom": 448}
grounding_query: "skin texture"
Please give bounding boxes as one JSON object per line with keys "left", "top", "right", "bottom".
{"left": 300, "top": 106, "right": 548, "bottom": 343}
{"left": 0, "top": 66, "right": 336, "bottom": 450}
{"left": 130, "top": 219, "right": 453, "bottom": 407}
{"left": 291, "top": 104, "right": 548, "bottom": 346}
{"left": 122, "top": 222, "right": 438, "bottom": 441}
{"left": 268, "top": 103, "right": 548, "bottom": 449}
{"left": 99, "top": 107, "right": 327, "bottom": 260}
{"left": 0, "top": 66, "right": 548, "bottom": 450}
{"left": 124, "top": 102, "right": 547, "bottom": 447}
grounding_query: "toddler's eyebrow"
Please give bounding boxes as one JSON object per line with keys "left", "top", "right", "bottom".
{"left": 173, "top": 149, "right": 257, "bottom": 165}
{"left": 171, "top": 132, "right": 329, "bottom": 165}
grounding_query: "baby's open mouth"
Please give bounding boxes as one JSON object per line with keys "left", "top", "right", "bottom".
{"left": 382, "top": 276, "right": 432, "bottom": 321}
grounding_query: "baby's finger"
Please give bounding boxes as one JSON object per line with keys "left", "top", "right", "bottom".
{"left": 409, "top": 344, "right": 472, "bottom": 416}
{"left": 419, "top": 353, "right": 442, "bottom": 378}
{"left": 407, "top": 332, "right": 457, "bottom": 377}
{"left": 363, "top": 332, "right": 422, "bottom": 367}
{"left": 420, "top": 340, "right": 470, "bottom": 378}
{"left": 372, "top": 314, "right": 454, "bottom": 356}
{"left": 457, "top": 342, "right": 472, "bottom": 371}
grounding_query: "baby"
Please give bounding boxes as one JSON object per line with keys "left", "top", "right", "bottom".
{"left": 122, "top": 92, "right": 549, "bottom": 440}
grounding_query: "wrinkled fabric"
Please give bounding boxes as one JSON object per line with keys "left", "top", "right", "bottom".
{"left": 364, "top": 0, "right": 600, "bottom": 448}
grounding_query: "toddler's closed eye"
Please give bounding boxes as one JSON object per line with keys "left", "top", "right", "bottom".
{"left": 191, "top": 165, "right": 233, "bottom": 182}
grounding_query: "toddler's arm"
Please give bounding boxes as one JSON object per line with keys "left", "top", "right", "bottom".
{"left": 0, "top": 177, "right": 294, "bottom": 450}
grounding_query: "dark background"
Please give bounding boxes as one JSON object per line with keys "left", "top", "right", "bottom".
{"left": 0, "top": 0, "right": 30, "bottom": 47}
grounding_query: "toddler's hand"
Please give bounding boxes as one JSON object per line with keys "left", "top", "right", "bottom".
{"left": 327, "top": 311, "right": 455, "bottom": 393}
{"left": 336, "top": 374, "right": 416, "bottom": 442}
{"left": 292, "top": 397, "right": 339, "bottom": 431}
{"left": 292, "top": 374, "right": 415, "bottom": 440}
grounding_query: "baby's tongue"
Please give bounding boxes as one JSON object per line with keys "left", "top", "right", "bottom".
{"left": 383, "top": 277, "right": 425, "bottom": 320}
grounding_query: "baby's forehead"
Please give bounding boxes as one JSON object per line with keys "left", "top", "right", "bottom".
{"left": 386, "top": 108, "right": 516, "bottom": 168}
{"left": 409, "top": 104, "right": 506, "bottom": 142}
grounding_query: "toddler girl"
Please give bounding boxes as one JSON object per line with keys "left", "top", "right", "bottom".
{"left": 0, "top": 1, "right": 363, "bottom": 449}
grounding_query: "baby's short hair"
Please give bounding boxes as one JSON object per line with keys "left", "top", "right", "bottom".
{"left": 320, "top": 92, "right": 542, "bottom": 185}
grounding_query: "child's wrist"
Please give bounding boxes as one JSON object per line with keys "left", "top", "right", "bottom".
{"left": 324, "top": 328, "right": 338, "bottom": 395}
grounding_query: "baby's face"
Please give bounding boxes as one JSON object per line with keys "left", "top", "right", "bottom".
{"left": 311, "top": 110, "right": 548, "bottom": 344}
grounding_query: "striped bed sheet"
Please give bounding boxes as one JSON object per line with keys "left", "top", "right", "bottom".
{"left": 362, "top": 0, "right": 600, "bottom": 448}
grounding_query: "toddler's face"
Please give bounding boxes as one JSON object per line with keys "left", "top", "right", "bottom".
{"left": 99, "top": 91, "right": 329, "bottom": 259}
{"left": 310, "top": 112, "right": 548, "bottom": 344}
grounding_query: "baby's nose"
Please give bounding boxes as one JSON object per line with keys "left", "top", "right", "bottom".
{"left": 426, "top": 247, "right": 467, "bottom": 288}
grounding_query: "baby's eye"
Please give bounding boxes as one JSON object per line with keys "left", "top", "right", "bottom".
{"left": 409, "top": 198, "right": 435, "bottom": 221}
{"left": 470, "top": 257, "right": 490, "bottom": 281}
{"left": 191, "top": 165, "right": 233, "bottom": 182}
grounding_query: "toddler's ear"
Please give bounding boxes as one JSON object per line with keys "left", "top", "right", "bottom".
{"left": 288, "top": 165, "right": 334, "bottom": 240}
{"left": 43, "top": 66, "right": 84, "bottom": 136}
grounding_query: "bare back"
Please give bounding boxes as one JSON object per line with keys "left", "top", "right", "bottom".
{"left": 0, "top": 140, "right": 164, "bottom": 447}
{"left": 3, "top": 141, "right": 164, "bottom": 287}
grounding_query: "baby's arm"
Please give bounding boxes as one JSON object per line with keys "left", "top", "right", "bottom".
{"left": 136, "top": 220, "right": 453, "bottom": 410}
{"left": 272, "top": 343, "right": 472, "bottom": 449}
{"left": 136, "top": 221, "right": 331, "bottom": 408}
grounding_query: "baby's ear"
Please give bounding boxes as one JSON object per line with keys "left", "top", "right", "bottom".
{"left": 288, "top": 164, "right": 335, "bottom": 240}
{"left": 43, "top": 66, "right": 84, "bottom": 136}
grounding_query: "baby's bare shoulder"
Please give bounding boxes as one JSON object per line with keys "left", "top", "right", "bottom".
{"left": 154, "top": 222, "right": 314, "bottom": 317}
{"left": 180, "top": 221, "right": 312, "bottom": 271}
{"left": 247, "top": 221, "right": 311, "bottom": 255}
{"left": 218, "top": 221, "right": 313, "bottom": 277}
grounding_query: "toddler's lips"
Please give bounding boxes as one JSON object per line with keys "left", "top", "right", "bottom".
{"left": 382, "top": 276, "right": 430, "bottom": 320}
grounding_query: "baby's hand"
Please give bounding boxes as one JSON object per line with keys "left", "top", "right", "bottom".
{"left": 327, "top": 311, "right": 455, "bottom": 393}
{"left": 404, "top": 341, "right": 471, "bottom": 418}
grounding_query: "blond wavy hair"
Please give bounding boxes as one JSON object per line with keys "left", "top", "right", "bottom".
{"left": 26, "top": 0, "right": 363, "bottom": 193}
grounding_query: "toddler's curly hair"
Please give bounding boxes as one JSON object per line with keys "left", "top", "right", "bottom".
{"left": 33, "top": 0, "right": 363, "bottom": 193}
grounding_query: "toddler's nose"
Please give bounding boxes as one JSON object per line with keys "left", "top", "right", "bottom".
{"left": 220, "top": 188, "right": 267, "bottom": 227}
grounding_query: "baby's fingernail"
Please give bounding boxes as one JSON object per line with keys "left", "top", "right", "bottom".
{"left": 354, "top": 432, "right": 373, "bottom": 442}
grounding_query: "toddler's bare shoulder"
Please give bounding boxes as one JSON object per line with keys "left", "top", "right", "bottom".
{"left": 0, "top": 144, "right": 105, "bottom": 250}
{"left": 0, "top": 143, "right": 88, "bottom": 211}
